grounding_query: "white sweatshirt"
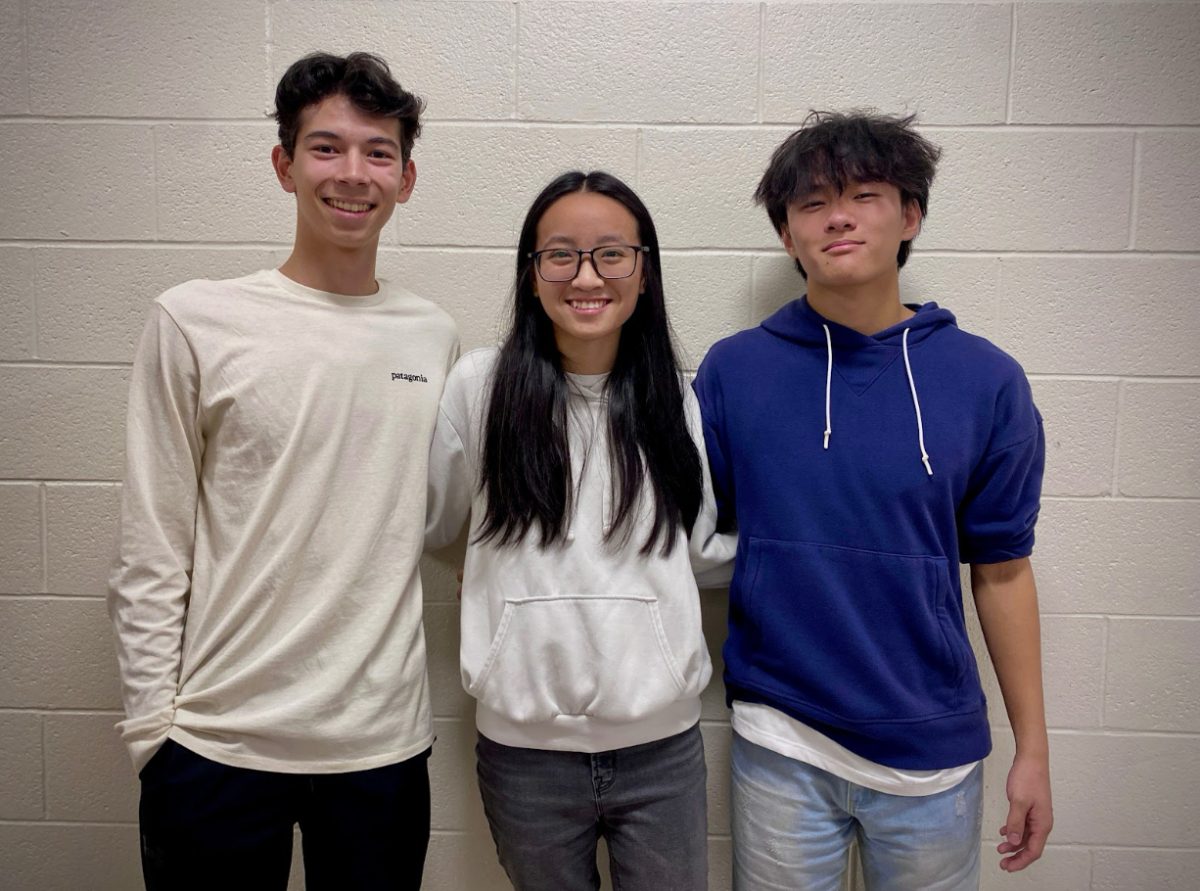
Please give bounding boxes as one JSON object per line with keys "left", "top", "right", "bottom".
{"left": 426, "top": 348, "right": 734, "bottom": 752}
{"left": 109, "top": 269, "right": 458, "bottom": 774}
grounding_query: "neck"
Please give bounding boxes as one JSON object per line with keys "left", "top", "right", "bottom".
{"left": 278, "top": 234, "right": 380, "bottom": 297}
{"left": 558, "top": 337, "right": 618, "bottom": 375}
{"left": 806, "top": 277, "right": 912, "bottom": 335}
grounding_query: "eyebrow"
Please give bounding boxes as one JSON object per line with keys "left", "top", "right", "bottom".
{"left": 303, "top": 131, "right": 401, "bottom": 150}
{"left": 539, "top": 234, "right": 629, "bottom": 247}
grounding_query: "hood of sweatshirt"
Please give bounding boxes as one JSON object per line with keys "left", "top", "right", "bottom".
{"left": 565, "top": 370, "right": 609, "bottom": 402}
{"left": 761, "top": 297, "right": 957, "bottom": 476}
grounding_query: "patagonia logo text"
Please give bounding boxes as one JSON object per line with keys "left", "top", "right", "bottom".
{"left": 391, "top": 372, "right": 429, "bottom": 383}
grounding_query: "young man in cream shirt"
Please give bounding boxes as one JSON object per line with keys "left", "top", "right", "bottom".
{"left": 109, "top": 52, "right": 458, "bottom": 890}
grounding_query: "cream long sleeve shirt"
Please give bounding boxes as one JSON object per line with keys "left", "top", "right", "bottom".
{"left": 110, "top": 269, "right": 458, "bottom": 774}
{"left": 426, "top": 348, "right": 735, "bottom": 752}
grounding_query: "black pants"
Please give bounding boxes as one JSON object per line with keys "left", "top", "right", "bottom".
{"left": 139, "top": 739, "right": 432, "bottom": 891}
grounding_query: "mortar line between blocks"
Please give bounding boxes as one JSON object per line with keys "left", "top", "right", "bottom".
{"left": 38, "top": 481, "right": 47, "bottom": 594}
{"left": 756, "top": 2, "right": 765, "bottom": 124}
{"left": 1041, "top": 613, "right": 1200, "bottom": 622}
{"left": 264, "top": 0, "right": 275, "bottom": 103}
{"left": 30, "top": 245, "right": 40, "bottom": 359}
{"left": 1, "top": 478, "right": 124, "bottom": 485}
{"left": 1128, "top": 132, "right": 1142, "bottom": 250}
{"left": 1029, "top": 373, "right": 1200, "bottom": 384}
{"left": 151, "top": 125, "right": 161, "bottom": 241}
{"left": 1111, "top": 380, "right": 1124, "bottom": 496}
{"left": 1099, "top": 615, "right": 1110, "bottom": 728}
{"left": 1073, "top": 844, "right": 1200, "bottom": 853}
{"left": 0, "top": 361, "right": 133, "bottom": 369}
{"left": 1041, "top": 493, "right": 1200, "bottom": 504}
{"left": 20, "top": 0, "right": 31, "bottom": 114}
{"left": 7, "top": 117, "right": 1197, "bottom": 133}
{"left": 39, "top": 711, "right": 47, "bottom": 819}
{"left": 634, "top": 127, "right": 642, "bottom": 191}
{"left": 4, "top": 241, "right": 1197, "bottom": 258}
{"left": 0, "top": 819, "right": 140, "bottom": 828}
{"left": 0, "top": 708, "right": 124, "bottom": 715}
{"left": 747, "top": 253, "right": 758, "bottom": 329}
{"left": 1047, "top": 728, "right": 1200, "bottom": 740}
{"left": 0, "top": 593, "right": 113, "bottom": 603}
{"left": 512, "top": 0, "right": 520, "bottom": 119}
{"left": 1005, "top": 4, "right": 1017, "bottom": 124}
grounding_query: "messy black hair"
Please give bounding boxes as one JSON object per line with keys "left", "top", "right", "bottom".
{"left": 273, "top": 51, "right": 424, "bottom": 162}
{"left": 755, "top": 111, "right": 942, "bottom": 276}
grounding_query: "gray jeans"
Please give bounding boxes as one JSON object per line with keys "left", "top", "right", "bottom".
{"left": 476, "top": 724, "right": 708, "bottom": 891}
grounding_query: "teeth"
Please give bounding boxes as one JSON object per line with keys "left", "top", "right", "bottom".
{"left": 327, "top": 198, "right": 371, "bottom": 212}
{"left": 570, "top": 300, "right": 608, "bottom": 310}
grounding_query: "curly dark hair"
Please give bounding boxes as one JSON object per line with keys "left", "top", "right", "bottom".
{"left": 273, "top": 52, "right": 424, "bottom": 162}
{"left": 755, "top": 111, "right": 942, "bottom": 276}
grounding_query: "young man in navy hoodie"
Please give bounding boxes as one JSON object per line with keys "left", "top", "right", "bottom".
{"left": 693, "top": 112, "right": 1053, "bottom": 889}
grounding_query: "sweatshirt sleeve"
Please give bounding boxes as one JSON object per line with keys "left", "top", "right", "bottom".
{"left": 108, "top": 303, "right": 203, "bottom": 771}
{"left": 691, "top": 356, "right": 736, "bottom": 534}
{"left": 958, "top": 373, "right": 1045, "bottom": 565}
{"left": 685, "top": 384, "right": 737, "bottom": 588}
{"left": 425, "top": 357, "right": 475, "bottom": 551}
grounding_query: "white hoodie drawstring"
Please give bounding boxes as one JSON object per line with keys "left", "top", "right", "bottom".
{"left": 902, "top": 328, "right": 934, "bottom": 476}
{"left": 820, "top": 323, "right": 933, "bottom": 476}
{"left": 822, "top": 324, "right": 833, "bottom": 449}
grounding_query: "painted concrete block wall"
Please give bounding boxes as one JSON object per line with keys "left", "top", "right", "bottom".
{"left": 1, "top": 2, "right": 1196, "bottom": 889}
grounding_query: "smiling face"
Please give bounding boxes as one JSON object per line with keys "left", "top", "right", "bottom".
{"left": 271, "top": 93, "right": 416, "bottom": 260}
{"left": 532, "top": 191, "right": 644, "bottom": 374}
{"left": 780, "top": 180, "right": 922, "bottom": 296}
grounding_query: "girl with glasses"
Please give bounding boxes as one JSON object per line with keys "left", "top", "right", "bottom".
{"left": 426, "top": 170, "right": 732, "bottom": 890}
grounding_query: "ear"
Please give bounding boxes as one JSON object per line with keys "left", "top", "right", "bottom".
{"left": 395, "top": 158, "right": 417, "bottom": 205}
{"left": 901, "top": 198, "right": 922, "bottom": 242}
{"left": 272, "top": 145, "right": 296, "bottom": 194}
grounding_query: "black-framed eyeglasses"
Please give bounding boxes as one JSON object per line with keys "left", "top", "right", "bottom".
{"left": 528, "top": 245, "right": 648, "bottom": 282}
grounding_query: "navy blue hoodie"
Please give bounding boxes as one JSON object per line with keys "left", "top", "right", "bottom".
{"left": 693, "top": 298, "right": 1044, "bottom": 770}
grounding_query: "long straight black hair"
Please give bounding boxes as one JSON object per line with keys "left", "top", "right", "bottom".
{"left": 477, "top": 171, "right": 702, "bottom": 556}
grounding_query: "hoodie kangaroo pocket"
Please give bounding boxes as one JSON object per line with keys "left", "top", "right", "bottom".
{"left": 468, "top": 594, "right": 691, "bottom": 725}
{"left": 742, "top": 538, "right": 968, "bottom": 723}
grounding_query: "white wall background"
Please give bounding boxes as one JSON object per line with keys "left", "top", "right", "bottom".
{"left": 1, "top": 1, "right": 1198, "bottom": 888}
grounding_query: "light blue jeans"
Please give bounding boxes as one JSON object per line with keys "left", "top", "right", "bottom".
{"left": 476, "top": 725, "right": 708, "bottom": 891}
{"left": 731, "top": 731, "right": 982, "bottom": 891}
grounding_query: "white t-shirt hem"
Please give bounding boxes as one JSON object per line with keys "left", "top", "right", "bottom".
{"left": 732, "top": 700, "right": 977, "bottom": 797}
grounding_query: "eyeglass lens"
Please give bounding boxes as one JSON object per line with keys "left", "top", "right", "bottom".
{"left": 536, "top": 246, "right": 639, "bottom": 281}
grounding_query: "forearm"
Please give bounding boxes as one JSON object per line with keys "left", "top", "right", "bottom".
{"left": 971, "top": 557, "right": 1048, "bottom": 757}
{"left": 973, "top": 556, "right": 1055, "bottom": 869}
{"left": 108, "top": 303, "right": 202, "bottom": 768}
{"left": 107, "top": 460, "right": 196, "bottom": 772}
{"left": 109, "top": 551, "right": 189, "bottom": 721}
{"left": 109, "top": 419, "right": 197, "bottom": 731}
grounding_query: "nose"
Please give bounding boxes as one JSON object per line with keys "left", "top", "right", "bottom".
{"left": 337, "top": 149, "right": 369, "bottom": 185}
{"left": 572, "top": 254, "right": 604, "bottom": 288}
{"left": 825, "top": 196, "right": 856, "bottom": 231}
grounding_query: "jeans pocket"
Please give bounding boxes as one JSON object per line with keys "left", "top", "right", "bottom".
{"left": 137, "top": 738, "right": 177, "bottom": 784}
